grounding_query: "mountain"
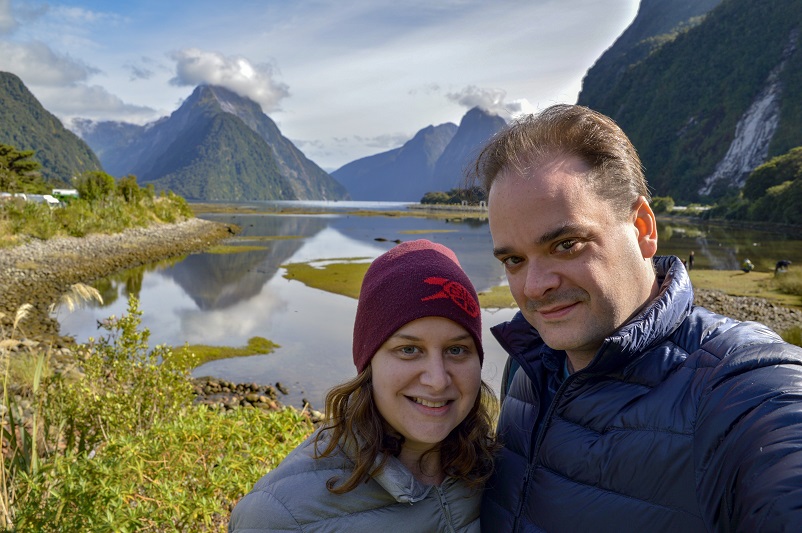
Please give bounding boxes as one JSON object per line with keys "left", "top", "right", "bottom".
{"left": 75, "top": 85, "right": 349, "bottom": 202}
{"left": 333, "top": 106, "right": 505, "bottom": 201}
{"left": 579, "top": 0, "right": 722, "bottom": 107}
{"left": 331, "top": 123, "right": 457, "bottom": 201}
{"left": 0, "top": 71, "right": 102, "bottom": 185}
{"left": 430, "top": 107, "right": 506, "bottom": 193}
{"left": 577, "top": 0, "right": 802, "bottom": 202}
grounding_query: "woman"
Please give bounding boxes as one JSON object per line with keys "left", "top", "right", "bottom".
{"left": 229, "top": 239, "right": 498, "bottom": 532}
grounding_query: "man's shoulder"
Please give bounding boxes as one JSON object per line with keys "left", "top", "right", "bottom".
{"left": 681, "top": 305, "right": 802, "bottom": 368}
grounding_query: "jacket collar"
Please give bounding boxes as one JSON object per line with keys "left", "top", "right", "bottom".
{"left": 491, "top": 255, "right": 694, "bottom": 376}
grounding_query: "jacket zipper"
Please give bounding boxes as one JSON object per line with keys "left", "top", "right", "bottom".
{"left": 511, "top": 344, "right": 608, "bottom": 532}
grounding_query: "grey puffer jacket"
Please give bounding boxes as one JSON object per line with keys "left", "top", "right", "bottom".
{"left": 481, "top": 256, "right": 802, "bottom": 532}
{"left": 229, "top": 429, "right": 481, "bottom": 532}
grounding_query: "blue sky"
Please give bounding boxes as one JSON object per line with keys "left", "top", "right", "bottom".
{"left": 0, "top": 0, "right": 639, "bottom": 170}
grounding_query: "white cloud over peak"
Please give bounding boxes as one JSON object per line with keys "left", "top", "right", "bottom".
{"left": 169, "top": 48, "right": 290, "bottom": 112}
{"left": 445, "top": 85, "right": 535, "bottom": 119}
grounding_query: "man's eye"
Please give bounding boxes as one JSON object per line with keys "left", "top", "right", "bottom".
{"left": 555, "top": 239, "right": 578, "bottom": 253}
{"left": 501, "top": 256, "right": 523, "bottom": 267}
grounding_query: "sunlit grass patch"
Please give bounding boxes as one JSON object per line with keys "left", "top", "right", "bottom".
{"left": 689, "top": 269, "right": 802, "bottom": 308}
{"left": 282, "top": 259, "right": 372, "bottom": 299}
{"left": 232, "top": 235, "right": 303, "bottom": 242}
{"left": 398, "top": 229, "right": 458, "bottom": 234}
{"left": 774, "top": 270, "right": 802, "bottom": 297}
{"left": 176, "top": 336, "right": 280, "bottom": 365}
{"left": 782, "top": 326, "right": 802, "bottom": 347}
{"left": 205, "top": 244, "right": 268, "bottom": 254}
{"left": 478, "top": 285, "right": 517, "bottom": 309}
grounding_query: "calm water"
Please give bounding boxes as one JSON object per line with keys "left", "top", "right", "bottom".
{"left": 55, "top": 202, "right": 802, "bottom": 407}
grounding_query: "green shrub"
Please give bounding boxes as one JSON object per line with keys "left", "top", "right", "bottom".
{"left": 4, "top": 298, "right": 314, "bottom": 531}
{"left": 651, "top": 196, "right": 676, "bottom": 213}
{"left": 1, "top": 183, "right": 194, "bottom": 241}
{"left": 12, "top": 406, "right": 313, "bottom": 532}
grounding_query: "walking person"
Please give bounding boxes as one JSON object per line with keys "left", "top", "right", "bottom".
{"left": 229, "top": 239, "right": 498, "bottom": 532}
{"left": 473, "top": 104, "right": 802, "bottom": 532}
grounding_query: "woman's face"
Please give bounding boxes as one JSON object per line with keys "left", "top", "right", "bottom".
{"left": 370, "top": 316, "right": 481, "bottom": 457}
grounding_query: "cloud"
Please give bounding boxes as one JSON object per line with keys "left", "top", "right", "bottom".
{"left": 0, "top": 40, "right": 98, "bottom": 85}
{"left": 446, "top": 85, "right": 537, "bottom": 119}
{"left": 169, "top": 48, "right": 290, "bottom": 112}
{"left": 0, "top": 0, "right": 16, "bottom": 34}
{"left": 33, "top": 84, "right": 157, "bottom": 125}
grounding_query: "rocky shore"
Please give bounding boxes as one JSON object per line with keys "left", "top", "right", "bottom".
{"left": 0, "top": 217, "right": 235, "bottom": 340}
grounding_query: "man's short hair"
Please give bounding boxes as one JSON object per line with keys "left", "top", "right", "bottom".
{"left": 472, "top": 104, "right": 650, "bottom": 217}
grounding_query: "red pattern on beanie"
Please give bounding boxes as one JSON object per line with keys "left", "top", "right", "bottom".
{"left": 352, "top": 239, "right": 483, "bottom": 373}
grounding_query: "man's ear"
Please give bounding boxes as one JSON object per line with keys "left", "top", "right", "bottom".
{"left": 633, "top": 196, "right": 658, "bottom": 258}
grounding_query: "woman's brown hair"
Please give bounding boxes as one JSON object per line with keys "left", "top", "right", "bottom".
{"left": 314, "top": 366, "right": 499, "bottom": 494}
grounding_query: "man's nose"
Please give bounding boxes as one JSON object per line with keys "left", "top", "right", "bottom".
{"left": 523, "top": 260, "right": 559, "bottom": 300}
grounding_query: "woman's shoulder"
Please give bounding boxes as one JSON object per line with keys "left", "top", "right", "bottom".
{"left": 229, "top": 430, "right": 354, "bottom": 531}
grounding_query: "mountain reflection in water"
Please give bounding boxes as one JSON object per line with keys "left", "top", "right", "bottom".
{"left": 55, "top": 203, "right": 802, "bottom": 408}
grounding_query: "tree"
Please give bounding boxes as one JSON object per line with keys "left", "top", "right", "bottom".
{"left": 117, "top": 174, "right": 142, "bottom": 203}
{"left": 0, "top": 143, "right": 44, "bottom": 192}
{"left": 72, "top": 171, "right": 117, "bottom": 202}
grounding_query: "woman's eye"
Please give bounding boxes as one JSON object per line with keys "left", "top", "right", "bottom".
{"left": 446, "top": 346, "right": 469, "bottom": 357}
{"left": 399, "top": 346, "right": 420, "bottom": 356}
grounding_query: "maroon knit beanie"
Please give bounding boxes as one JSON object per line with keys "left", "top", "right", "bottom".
{"left": 353, "top": 239, "right": 483, "bottom": 373}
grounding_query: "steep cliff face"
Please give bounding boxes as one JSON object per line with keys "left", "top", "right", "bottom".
{"left": 699, "top": 30, "right": 799, "bottom": 195}
{"left": 578, "top": 0, "right": 802, "bottom": 202}
{"left": 579, "top": 0, "right": 722, "bottom": 107}
{"left": 0, "top": 71, "right": 102, "bottom": 184}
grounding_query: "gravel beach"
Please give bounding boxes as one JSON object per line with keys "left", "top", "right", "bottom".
{"left": 0, "top": 217, "right": 235, "bottom": 340}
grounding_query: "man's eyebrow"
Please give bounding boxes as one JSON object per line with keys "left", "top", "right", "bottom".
{"left": 493, "top": 223, "right": 585, "bottom": 257}
{"left": 536, "top": 223, "right": 583, "bottom": 246}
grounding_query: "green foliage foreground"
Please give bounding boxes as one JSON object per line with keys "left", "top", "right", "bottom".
{"left": 1, "top": 298, "right": 313, "bottom": 532}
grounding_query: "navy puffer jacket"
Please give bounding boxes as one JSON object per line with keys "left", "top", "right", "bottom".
{"left": 481, "top": 256, "right": 802, "bottom": 532}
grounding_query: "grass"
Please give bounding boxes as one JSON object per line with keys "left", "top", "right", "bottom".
{"left": 1, "top": 299, "right": 311, "bottom": 531}
{"left": 282, "top": 259, "right": 372, "bottom": 300}
{"left": 205, "top": 244, "right": 268, "bottom": 254}
{"left": 689, "top": 269, "right": 802, "bottom": 309}
{"left": 176, "top": 336, "right": 280, "bottom": 366}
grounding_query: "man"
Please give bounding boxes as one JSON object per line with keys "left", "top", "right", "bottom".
{"left": 475, "top": 104, "right": 802, "bottom": 532}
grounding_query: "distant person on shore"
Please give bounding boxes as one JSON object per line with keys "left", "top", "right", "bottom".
{"left": 687, "top": 250, "right": 695, "bottom": 270}
{"left": 229, "top": 239, "right": 497, "bottom": 532}
{"left": 776, "top": 259, "right": 792, "bottom": 275}
{"left": 741, "top": 257, "right": 755, "bottom": 273}
{"left": 472, "top": 104, "right": 802, "bottom": 531}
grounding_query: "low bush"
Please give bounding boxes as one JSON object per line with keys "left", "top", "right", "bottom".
{"left": 0, "top": 173, "right": 193, "bottom": 242}
{"left": 2, "top": 298, "right": 314, "bottom": 531}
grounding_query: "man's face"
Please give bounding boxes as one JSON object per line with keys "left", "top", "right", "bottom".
{"left": 488, "top": 155, "right": 657, "bottom": 367}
